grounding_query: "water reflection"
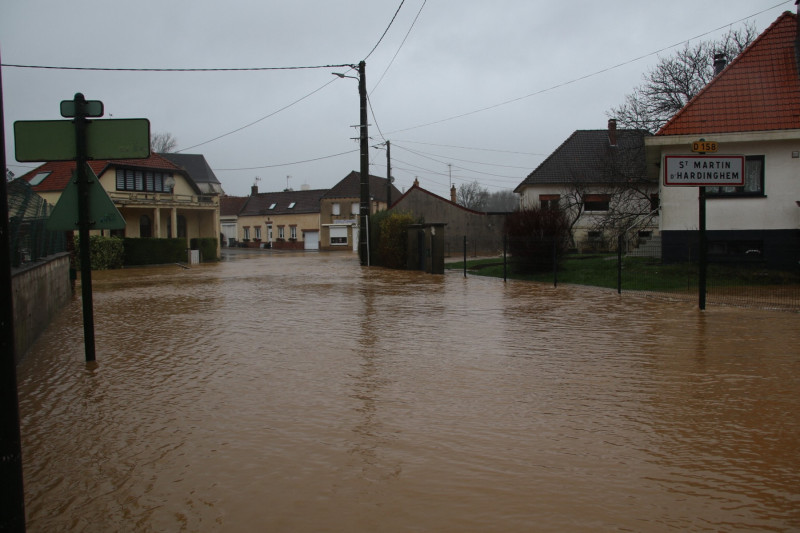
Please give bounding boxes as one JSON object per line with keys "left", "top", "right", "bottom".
{"left": 16, "top": 252, "right": 800, "bottom": 532}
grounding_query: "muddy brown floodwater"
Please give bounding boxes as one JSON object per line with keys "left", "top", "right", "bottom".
{"left": 15, "top": 251, "right": 800, "bottom": 532}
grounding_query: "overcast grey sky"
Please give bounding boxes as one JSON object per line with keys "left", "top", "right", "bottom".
{"left": 1, "top": 1, "right": 792, "bottom": 198}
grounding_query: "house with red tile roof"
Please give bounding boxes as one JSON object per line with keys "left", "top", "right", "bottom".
{"left": 645, "top": 10, "right": 800, "bottom": 268}
{"left": 19, "top": 153, "right": 221, "bottom": 258}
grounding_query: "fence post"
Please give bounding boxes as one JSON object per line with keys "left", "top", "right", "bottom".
{"left": 463, "top": 235, "right": 467, "bottom": 278}
{"left": 617, "top": 233, "right": 623, "bottom": 294}
{"left": 553, "top": 239, "right": 558, "bottom": 287}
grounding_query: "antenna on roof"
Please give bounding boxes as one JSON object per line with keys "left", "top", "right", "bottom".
{"left": 253, "top": 176, "right": 261, "bottom": 186}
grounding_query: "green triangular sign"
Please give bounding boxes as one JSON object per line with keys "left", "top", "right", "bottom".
{"left": 46, "top": 164, "right": 126, "bottom": 231}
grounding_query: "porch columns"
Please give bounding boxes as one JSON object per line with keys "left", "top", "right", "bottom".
{"left": 154, "top": 208, "right": 162, "bottom": 238}
{"left": 171, "top": 208, "right": 178, "bottom": 239}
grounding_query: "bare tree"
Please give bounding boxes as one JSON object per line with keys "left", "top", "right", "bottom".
{"left": 609, "top": 24, "right": 757, "bottom": 133}
{"left": 457, "top": 180, "right": 489, "bottom": 211}
{"left": 484, "top": 189, "right": 518, "bottom": 212}
{"left": 151, "top": 132, "right": 178, "bottom": 153}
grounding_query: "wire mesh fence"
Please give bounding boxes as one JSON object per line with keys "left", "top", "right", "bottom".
{"left": 453, "top": 233, "right": 800, "bottom": 312}
{"left": 7, "top": 179, "right": 68, "bottom": 268}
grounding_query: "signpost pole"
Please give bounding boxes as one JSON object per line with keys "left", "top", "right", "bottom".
{"left": 73, "top": 93, "right": 97, "bottom": 362}
{"left": 698, "top": 187, "right": 707, "bottom": 310}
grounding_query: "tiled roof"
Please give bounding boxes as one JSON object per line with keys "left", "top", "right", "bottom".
{"left": 220, "top": 195, "right": 249, "bottom": 217}
{"left": 239, "top": 188, "right": 327, "bottom": 216}
{"left": 658, "top": 11, "right": 800, "bottom": 136}
{"left": 160, "top": 153, "right": 223, "bottom": 194}
{"left": 18, "top": 153, "right": 183, "bottom": 193}
{"left": 322, "top": 171, "right": 402, "bottom": 202}
{"left": 392, "top": 182, "right": 488, "bottom": 215}
{"left": 515, "top": 129, "right": 649, "bottom": 191}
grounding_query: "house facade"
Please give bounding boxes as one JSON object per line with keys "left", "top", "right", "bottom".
{"left": 20, "top": 153, "right": 221, "bottom": 255}
{"left": 515, "top": 120, "right": 655, "bottom": 252}
{"left": 236, "top": 186, "right": 326, "bottom": 250}
{"left": 645, "top": 11, "right": 800, "bottom": 268}
{"left": 390, "top": 181, "right": 507, "bottom": 257}
{"left": 319, "top": 171, "right": 401, "bottom": 252}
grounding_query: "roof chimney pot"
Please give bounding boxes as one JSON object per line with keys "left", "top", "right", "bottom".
{"left": 608, "top": 118, "right": 617, "bottom": 146}
{"left": 713, "top": 52, "right": 727, "bottom": 76}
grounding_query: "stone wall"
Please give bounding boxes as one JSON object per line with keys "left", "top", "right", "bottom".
{"left": 11, "top": 253, "right": 72, "bottom": 364}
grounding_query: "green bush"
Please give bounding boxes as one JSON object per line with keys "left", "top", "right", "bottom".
{"left": 370, "top": 210, "right": 419, "bottom": 269}
{"left": 123, "top": 238, "right": 188, "bottom": 266}
{"left": 504, "top": 207, "right": 570, "bottom": 273}
{"left": 191, "top": 237, "right": 219, "bottom": 262}
{"left": 74, "top": 235, "right": 124, "bottom": 270}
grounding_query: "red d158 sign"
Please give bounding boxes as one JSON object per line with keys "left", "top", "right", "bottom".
{"left": 664, "top": 155, "right": 745, "bottom": 186}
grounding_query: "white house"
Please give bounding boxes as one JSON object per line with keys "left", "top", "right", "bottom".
{"left": 645, "top": 10, "right": 800, "bottom": 268}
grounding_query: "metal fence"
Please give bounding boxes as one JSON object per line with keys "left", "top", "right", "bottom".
{"left": 7, "top": 179, "right": 67, "bottom": 268}
{"left": 458, "top": 234, "right": 800, "bottom": 312}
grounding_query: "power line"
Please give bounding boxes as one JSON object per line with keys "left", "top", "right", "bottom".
{"left": 385, "top": 2, "right": 788, "bottom": 134}
{"left": 0, "top": 62, "right": 355, "bottom": 72}
{"left": 213, "top": 149, "right": 358, "bottom": 171}
{"left": 371, "top": 0, "right": 427, "bottom": 94}
{"left": 392, "top": 139, "right": 546, "bottom": 156}
{"left": 176, "top": 75, "right": 344, "bottom": 153}
{"left": 363, "top": 0, "right": 406, "bottom": 61}
{"left": 392, "top": 143, "right": 537, "bottom": 170}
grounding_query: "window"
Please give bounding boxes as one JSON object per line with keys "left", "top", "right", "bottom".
{"left": 583, "top": 194, "right": 610, "bottom": 211}
{"left": 330, "top": 226, "right": 348, "bottom": 245}
{"left": 255, "top": 226, "right": 262, "bottom": 240}
{"left": 540, "top": 194, "right": 560, "bottom": 210}
{"left": 243, "top": 227, "right": 250, "bottom": 240}
{"left": 116, "top": 169, "right": 172, "bottom": 192}
{"left": 140, "top": 215, "right": 152, "bottom": 238}
{"left": 707, "top": 156, "right": 764, "bottom": 197}
{"left": 288, "top": 202, "right": 296, "bottom": 209}
{"left": 29, "top": 172, "right": 51, "bottom": 186}
{"left": 278, "top": 226, "right": 285, "bottom": 239}
{"left": 351, "top": 202, "right": 359, "bottom": 215}
{"left": 332, "top": 203, "right": 341, "bottom": 215}
{"left": 269, "top": 203, "right": 276, "bottom": 210}
{"left": 290, "top": 226, "right": 297, "bottom": 240}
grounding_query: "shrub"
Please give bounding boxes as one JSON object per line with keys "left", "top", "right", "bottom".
{"left": 370, "top": 210, "right": 419, "bottom": 269}
{"left": 504, "top": 207, "right": 570, "bottom": 273}
{"left": 123, "top": 238, "right": 188, "bottom": 266}
{"left": 74, "top": 235, "right": 124, "bottom": 270}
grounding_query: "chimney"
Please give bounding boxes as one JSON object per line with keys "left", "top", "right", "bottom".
{"left": 713, "top": 52, "right": 727, "bottom": 76}
{"left": 608, "top": 118, "right": 617, "bottom": 146}
{"left": 450, "top": 184, "right": 457, "bottom": 203}
{"left": 413, "top": 177, "right": 419, "bottom": 187}
{"left": 251, "top": 184, "right": 258, "bottom": 196}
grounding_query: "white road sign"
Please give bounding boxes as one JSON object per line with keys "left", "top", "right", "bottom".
{"left": 664, "top": 155, "right": 745, "bottom": 186}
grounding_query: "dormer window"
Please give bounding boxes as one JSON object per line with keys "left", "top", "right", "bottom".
{"left": 29, "top": 172, "right": 51, "bottom": 186}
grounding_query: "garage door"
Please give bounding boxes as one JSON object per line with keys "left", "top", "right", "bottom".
{"left": 304, "top": 230, "right": 319, "bottom": 250}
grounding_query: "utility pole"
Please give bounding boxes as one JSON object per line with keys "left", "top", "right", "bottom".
{"left": 358, "top": 60, "right": 370, "bottom": 266}
{"left": 0, "top": 46, "right": 27, "bottom": 532}
{"left": 386, "top": 140, "right": 392, "bottom": 208}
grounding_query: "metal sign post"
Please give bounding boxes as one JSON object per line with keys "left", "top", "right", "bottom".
{"left": 14, "top": 94, "right": 149, "bottom": 361}
{"left": 663, "top": 146, "right": 744, "bottom": 310}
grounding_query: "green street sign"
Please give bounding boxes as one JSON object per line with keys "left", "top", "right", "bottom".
{"left": 14, "top": 118, "right": 150, "bottom": 162}
{"left": 46, "top": 164, "right": 126, "bottom": 231}
{"left": 60, "top": 99, "right": 104, "bottom": 118}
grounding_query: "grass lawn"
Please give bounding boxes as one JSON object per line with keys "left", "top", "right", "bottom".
{"left": 446, "top": 254, "right": 800, "bottom": 293}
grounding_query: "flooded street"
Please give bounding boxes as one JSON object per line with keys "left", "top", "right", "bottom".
{"left": 16, "top": 251, "right": 800, "bottom": 532}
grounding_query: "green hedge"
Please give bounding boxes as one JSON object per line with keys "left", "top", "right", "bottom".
{"left": 369, "top": 210, "right": 420, "bottom": 269}
{"left": 190, "top": 237, "right": 219, "bottom": 262}
{"left": 74, "top": 235, "right": 125, "bottom": 270}
{"left": 123, "top": 238, "right": 188, "bottom": 266}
